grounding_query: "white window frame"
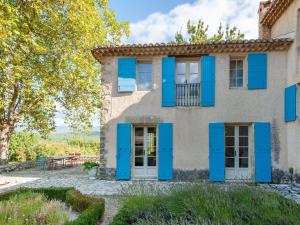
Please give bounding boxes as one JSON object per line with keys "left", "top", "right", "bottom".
{"left": 225, "top": 124, "right": 254, "bottom": 181}
{"left": 136, "top": 61, "right": 153, "bottom": 91}
{"left": 175, "top": 59, "right": 201, "bottom": 84}
{"left": 132, "top": 126, "right": 158, "bottom": 179}
{"left": 229, "top": 56, "right": 247, "bottom": 89}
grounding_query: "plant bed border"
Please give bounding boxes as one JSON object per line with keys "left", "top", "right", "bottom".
{"left": 0, "top": 187, "right": 105, "bottom": 225}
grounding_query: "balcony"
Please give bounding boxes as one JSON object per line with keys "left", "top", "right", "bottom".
{"left": 175, "top": 83, "right": 201, "bottom": 106}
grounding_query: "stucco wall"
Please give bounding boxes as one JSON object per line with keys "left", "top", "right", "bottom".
{"left": 270, "top": 1, "right": 300, "bottom": 173}
{"left": 271, "top": 1, "right": 300, "bottom": 39}
{"left": 100, "top": 52, "right": 289, "bottom": 174}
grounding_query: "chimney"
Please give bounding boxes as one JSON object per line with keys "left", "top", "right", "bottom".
{"left": 258, "top": 1, "right": 272, "bottom": 39}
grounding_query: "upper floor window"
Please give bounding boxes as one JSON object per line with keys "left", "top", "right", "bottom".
{"left": 137, "top": 62, "right": 152, "bottom": 91}
{"left": 176, "top": 61, "right": 199, "bottom": 84}
{"left": 230, "top": 57, "right": 244, "bottom": 88}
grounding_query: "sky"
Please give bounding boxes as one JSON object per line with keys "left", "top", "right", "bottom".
{"left": 56, "top": 0, "right": 262, "bottom": 128}
{"left": 109, "top": 0, "right": 262, "bottom": 44}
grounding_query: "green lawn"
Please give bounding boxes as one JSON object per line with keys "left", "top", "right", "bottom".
{"left": 110, "top": 184, "right": 300, "bottom": 225}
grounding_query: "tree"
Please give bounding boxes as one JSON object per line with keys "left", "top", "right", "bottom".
{"left": 174, "top": 20, "right": 244, "bottom": 43}
{"left": 0, "top": 0, "right": 129, "bottom": 162}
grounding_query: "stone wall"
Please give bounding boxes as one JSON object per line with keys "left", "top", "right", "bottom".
{"left": 0, "top": 161, "right": 36, "bottom": 173}
{"left": 0, "top": 156, "right": 99, "bottom": 174}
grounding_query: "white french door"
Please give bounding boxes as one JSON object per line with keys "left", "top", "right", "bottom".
{"left": 225, "top": 125, "right": 253, "bottom": 181}
{"left": 132, "top": 126, "right": 157, "bottom": 179}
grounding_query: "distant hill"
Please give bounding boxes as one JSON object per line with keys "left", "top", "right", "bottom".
{"left": 54, "top": 125, "right": 100, "bottom": 133}
{"left": 49, "top": 126, "right": 100, "bottom": 142}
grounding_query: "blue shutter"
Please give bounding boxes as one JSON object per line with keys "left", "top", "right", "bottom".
{"left": 254, "top": 122, "right": 271, "bottom": 182}
{"left": 285, "top": 84, "right": 297, "bottom": 122}
{"left": 162, "top": 57, "right": 175, "bottom": 107}
{"left": 158, "top": 123, "right": 173, "bottom": 180}
{"left": 209, "top": 123, "right": 225, "bottom": 181}
{"left": 248, "top": 53, "right": 267, "bottom": 89}
{"left": 118, "top": 58, "right": 136, "bottom": 92}
{"left": 201, "top": 56, "right": 215, "bottom": 106}
{"left": 116, "top": 123, "right": 131, "bottom": 180}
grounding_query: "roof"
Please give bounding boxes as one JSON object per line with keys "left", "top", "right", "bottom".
{"left": 260, "top": 0, "right": 294, "bottom": 27}
{"left": 92, "top": 39, "right": 293, "bottom": 63}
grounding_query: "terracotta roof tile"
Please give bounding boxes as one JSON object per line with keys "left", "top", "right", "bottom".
{"left": 92, "top": 39, "right": 293, "bottom": 63}
{"left": 260, "top": 0, "right": 294, "bottom": 27}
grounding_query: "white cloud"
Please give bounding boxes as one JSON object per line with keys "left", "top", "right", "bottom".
{"left": 126, "top": 0, "right": 261, "bottom": 44}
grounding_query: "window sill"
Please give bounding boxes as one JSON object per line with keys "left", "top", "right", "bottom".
{"left": 229, "top": 87, "right": 247, "bottom": 90}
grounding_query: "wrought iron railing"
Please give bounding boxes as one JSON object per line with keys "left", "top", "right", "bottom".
{"left": 175, "top": 83, "right": 200, "bottom": 106}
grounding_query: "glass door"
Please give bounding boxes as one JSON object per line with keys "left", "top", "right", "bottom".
{"left": 225, "top": 125, "right": 252, "bottom": 180}
{"left": 132, "top": 126, "right": 157, "bottom": 179}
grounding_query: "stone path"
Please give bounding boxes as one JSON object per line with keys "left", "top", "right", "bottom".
{"left": 0, "top": 167, "right": 184, "bottom": 195}
{"left": 260, "top": 183, "right": 300, "bottom": 204}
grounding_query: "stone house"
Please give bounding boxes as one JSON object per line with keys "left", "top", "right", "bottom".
{"left": 91, "top": 0, "right": 300, "bottom": 183}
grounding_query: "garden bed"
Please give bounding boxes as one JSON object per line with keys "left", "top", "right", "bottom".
{"left": 0, "top": 187, "right": 105, "bottom": 225}
{"left": 110, "top": 184, "right": 300, "bottom": 225}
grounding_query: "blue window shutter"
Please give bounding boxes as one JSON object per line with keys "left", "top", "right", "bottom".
{"left": 201, "top": 56, "right": 215, "bottom": 106}
{"left": 116, "top": 123, "right": 131, "bottom": 180}
{"left": 209, "top": 123, "right": 225, "bottom": 181}
{"left": 162, "top": 57, "right": 175, "bottom": 107}
{"left": 248, "top": 53, "right": 267, "bottom": 89}
{"left": 118, "top": 58, "right": 136, "bottom": 92}
{"left": 285, "top": 84, "right": 297, "bottom": 122}
{"left": 158, "top": 123, "right": 173, "bottom": 180}
{"left": 254, "top": 122, "right": 272, "bottom": 182}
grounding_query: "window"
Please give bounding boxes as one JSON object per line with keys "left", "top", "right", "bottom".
{"left": 137, "top": 63, "right": 152, "bottom": 91}
{"left": 175, "top": 60, "right": 200, "bottom": 106}
{"left": 229, "top": 58, "right": 244, "bottom": 88}
{"left": 176, "top": 61, "right": 199, "bottom": 84}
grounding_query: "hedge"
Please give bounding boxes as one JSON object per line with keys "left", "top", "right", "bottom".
{"left": 0, "top": 187, "right": 105, "bottom": 225}
{"left": 65, "top": 190, "right": 105, "bottom": 225}
{"left": 0, "top": 187, "right": 73, "bottom": 201}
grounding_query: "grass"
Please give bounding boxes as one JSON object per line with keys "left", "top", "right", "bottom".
{"left": 110, "top": 184, "right": 300, "bottom": 225}
{"left": 0, "top": 187, "right": 105, "bottom": 225}
{"left": 0, "top": 191, "right": 69, "bottom": 225}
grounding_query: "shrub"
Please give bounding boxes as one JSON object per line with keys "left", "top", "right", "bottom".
{"left": 110, "top": 184, "right": 300, "bottom": 225}
{"left": 8, "top": 131, "right": 38, "bottom": 161}
{"left": 65, "top": 190, "right": 105, "bottom": 225}
{"left": 8, "top": 131, "right": 99, "bottom": 163}
{"left": 0, "top": 191, "right": 68, "bottom": 225}
{"left": 0, "top": 187, "right": 75, "bottom": 201}
{"left": 83, "top": 161, "right": 99, "bottom": 171}
{"left": 0, "top": 187, "right": 105, "bottom": 225}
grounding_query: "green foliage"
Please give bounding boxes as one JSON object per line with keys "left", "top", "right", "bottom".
{"left": 83, "top": 161, "right": 100, "bottom": 171}
{"left": 0, "top": 188, "right": 105, "bottom": 225}
{"left": 110, "top": 184, "right": 300, "bottom": 225}
{"left": 65, "top": 190, "right": 105, "bottom": 225}
{"left": 174, "top": 20, "right": 245, "bottom": 43}
{"left": 8, "top": 131, "right": 99, "bottom": 162}
{"left": 0, "top": 187, "right": 75, "bottom": 201}
{"left": 8, "top": 131, "right": 38, "bottom": 161}
{"left": 0, "top": 191, "right": 69, "bottom": 225}
{"left": 0, "top": 0, "right": 129, "bottom": 142}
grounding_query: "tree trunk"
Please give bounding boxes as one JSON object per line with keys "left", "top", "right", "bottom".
{"left": 0, "top": 128, "right": 10, "bottom": 164}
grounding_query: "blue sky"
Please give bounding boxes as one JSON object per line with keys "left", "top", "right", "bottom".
{"left": 56, "top": 0, "right": 261, "bottom": 128}
{"left": 108, "top": 0, "right": 195, "bottom": 23}
{"left": 110, "top": 0, "right": 261, "bottom": 44}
